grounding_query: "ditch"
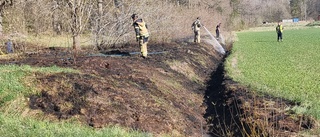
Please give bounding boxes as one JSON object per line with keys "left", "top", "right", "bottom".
{"left": 203, "top": 53, "right": 315, "bottom": 137}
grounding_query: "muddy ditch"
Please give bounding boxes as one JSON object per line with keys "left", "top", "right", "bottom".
{"left": 203, "top": 54, "right": 316, "bottom": 137}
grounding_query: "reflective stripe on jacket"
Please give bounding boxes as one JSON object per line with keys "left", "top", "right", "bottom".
{"left": 192, "top": 19, "right": 201, "bottom": 31}
{"left": 276, "top": 25, "right": 283, "bottom": 33}
{"left": 133, "top": 19, "right": 149, "bottom": 37}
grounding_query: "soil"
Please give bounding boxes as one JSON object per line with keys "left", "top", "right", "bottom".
{"left": 0, "top": 37, "right": 317, "bottom": 136}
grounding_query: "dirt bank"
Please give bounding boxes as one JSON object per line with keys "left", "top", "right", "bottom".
{"left": 1, "top": 39, "right": 222, "bottom": 136}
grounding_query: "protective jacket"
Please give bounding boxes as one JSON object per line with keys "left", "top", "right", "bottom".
{"left": 192, "top": 19, "right": 201, "bottom": 32}
{"left": 276, "top": 25, "right": 283, "bottom": 33}
{"left": 133, "top": 19, "right": 149, "bottom": 38}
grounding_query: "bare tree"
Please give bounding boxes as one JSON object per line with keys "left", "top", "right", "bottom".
{"left": 52, "top": 0, "right": 63, "bottom": 35}
{"left": 95, "top": 0, "right": 102, "bottom": 49}
{"left": 307, "top": 0, "right": 320, "bottom": 20}
{"left": 23, "top": 0, "right": 52, "bottom": 35}
{"left": 90, "top": 0, "right": 135, "bottom": 49}
{"left": 0, "top": 0, "right": 12, "bottom": 36}
{"left": 3, "top": 0, "right": 319, "bottom": 48}
{"left": 67, "top": 0, "right": 93, "bottom": 51}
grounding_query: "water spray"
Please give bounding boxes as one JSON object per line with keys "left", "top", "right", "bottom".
{"left": 219, "top": 34, "right": 226, "bottom": 46}
{"left": 202, "top": 25, "right": 226, "bottom": 55}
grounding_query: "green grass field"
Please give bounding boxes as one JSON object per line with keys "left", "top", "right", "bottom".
{"left": 226, "top": 27, "right": 320, "bottom": 119}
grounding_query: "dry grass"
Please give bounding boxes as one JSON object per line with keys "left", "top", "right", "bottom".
{"left": 165, "top": 60, "right": 200, "bottom": 83}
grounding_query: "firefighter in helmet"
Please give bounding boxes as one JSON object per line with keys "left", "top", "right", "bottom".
{"left": 191, "top": 17, "right": 202, "bottom": 43}
{"left": 131, "top": 14, "right": 150, "bottom": 58}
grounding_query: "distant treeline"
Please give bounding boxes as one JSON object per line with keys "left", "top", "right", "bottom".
{"left": 0, "top": 0, "right": 319, "bottom": 48}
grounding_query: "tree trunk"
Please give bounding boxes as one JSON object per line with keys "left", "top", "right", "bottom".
{"left": 0, "top": 0, "right": 5, "bottom": 36}
{"left": 70, "top": 0, "right": 81, "bottom": 50}
{"left": 52, "top": 0, "right": 61, "bottom": 35}
{"left": 73, "top": 34, "right": 80, "bottom": 50}
{"left": 95, "top": 0, "right": 102, "bottom": 50}
{"left": 0, "top": 12, "right": 2, "bottom": 36}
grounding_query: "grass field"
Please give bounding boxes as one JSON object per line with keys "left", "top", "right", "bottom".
{"left": 0, "top": 65, "right": 151, "bottom": 137}
{"left": 225, "top": 27, "right": 320, "bottom": 119}
{"left": 0, "top": 114, "right": 151, "bottom": 137}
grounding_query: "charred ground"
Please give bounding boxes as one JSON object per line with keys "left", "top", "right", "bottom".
{"left": 0, "top": 38, "right": 317, "bottom": 136}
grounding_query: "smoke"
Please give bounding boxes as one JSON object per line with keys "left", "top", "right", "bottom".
{"left": 202, "top": 26, "right": 226, "bottom": 55}
{"left": 219, "top": 34, "right": 226, "bottom": 46}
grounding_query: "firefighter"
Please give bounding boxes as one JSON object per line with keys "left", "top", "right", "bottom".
{"left": 216, "top": 23, "right": 221, "bottom": 40}
{"left": 191, "top": 17, "right": 202, "bottom": 43}
{"left": 131, "top": 14, "right": 149, "bottom": 58}
{"left": 276, "top": 22, "right": 284, "bottom": 42}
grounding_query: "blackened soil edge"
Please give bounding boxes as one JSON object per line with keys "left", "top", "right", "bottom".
{"left": 203, "top": 53, "right": 259, "bottom": 137}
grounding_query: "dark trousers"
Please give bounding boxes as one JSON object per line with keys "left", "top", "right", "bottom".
{"left": 194, "top": 31, "right": 200, "bottom": 43}
{"left": 277, "top": 32, "right": 282, "bottom": 41}
{"left": 216, "top": 30, "right": 220, "bottom": 38}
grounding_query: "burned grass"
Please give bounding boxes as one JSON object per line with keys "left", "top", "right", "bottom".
{"left": 0, "top": 39, "right": 317, "bottom": 136}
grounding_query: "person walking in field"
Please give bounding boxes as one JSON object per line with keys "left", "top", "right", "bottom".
{"left": 216, "top": 23, "right": 221, "bottom": 40}
{"left": 191, "top": 17, "right": 202, "bottom": 43}
{"left": 276, "top": 22, "right": 284, "bottom": 42}
{"left": 131, "top": 14, "right": 150, "bottom": 58}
